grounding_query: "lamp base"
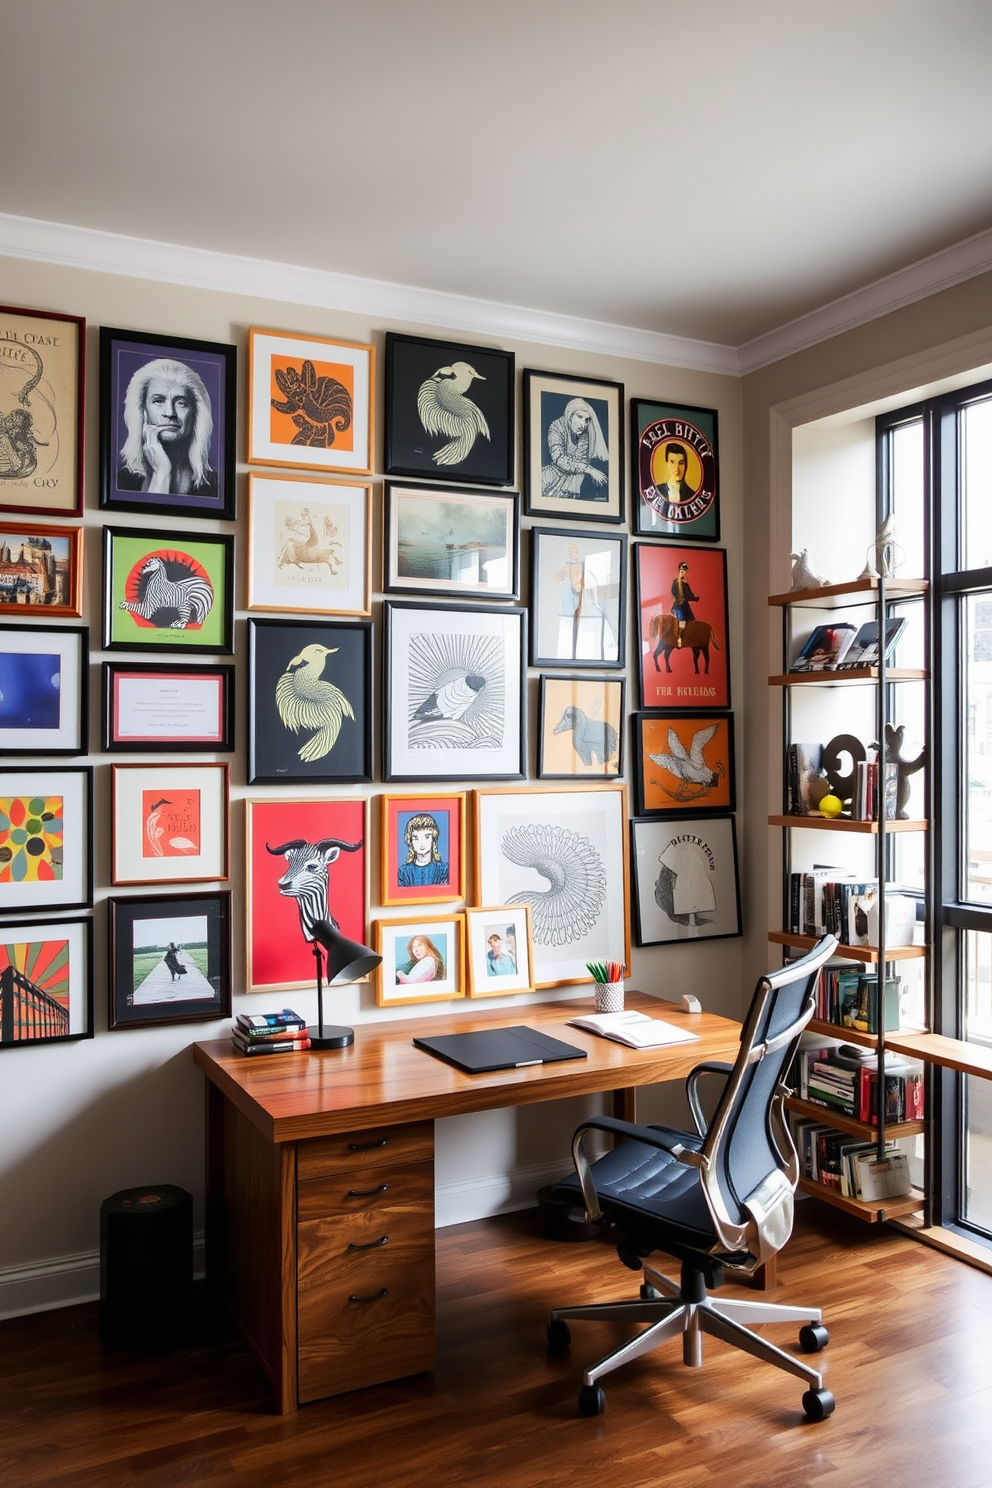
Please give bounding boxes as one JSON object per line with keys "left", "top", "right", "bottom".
{"left": 307, "top": 1023, "right": 355, "bottom": 1050}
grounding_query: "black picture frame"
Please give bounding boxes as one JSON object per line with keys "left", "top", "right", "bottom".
{"left": 630, "top": 815, "right": 741, "bottom": 946}
{"left": 247, "top": 617, "right": 373, "bottom": 785}
{"left": 529, "top": 525, "right": 627, "bottom": 670}
{"left": 630, "top": 399, "right": 720, "bottom": 541}
{"left": 0, "top": 766, "right": 93, "bottom": 914}
{"left": 538, "top": 675, "right": 625, "bottom": 780}
{"left": 103, "top": 661, "right": 235, "bottom": 752}
{"left": 103, "top": 526, "right": 235, "bottom": 655}
{"left": 108, "top": 890, "right": 231, "bottom": 1030}
{"left": 630, "top": 711, "right": 737, "bottom": 817}
{"left": 0, "top": 915, "right": 92, "bottom": 1049}
{"left": 383, "top": 481, "right": 520, "bottom": 601}
{"left": 99, "top": 327, "right": 237, "bottom": 520}
{"left": 0, "top": 623, "right": 88, "bottom": 756}
{"left": 523, "top": 368, "right": 624, "bottom": 524}
{"left": 384, "top": 332, "right": 514, "bottom": 486}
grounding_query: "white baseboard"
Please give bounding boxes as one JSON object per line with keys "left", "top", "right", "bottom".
{"left": 434, "top": 1160, "right": 567, "bottom": 1229}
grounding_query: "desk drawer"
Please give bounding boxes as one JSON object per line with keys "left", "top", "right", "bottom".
{"left": 297, "top": 1121, "right": 433, "bottom": 1180}
{"left": 298, "top": 1159, "right": 433, "bottom": 1224}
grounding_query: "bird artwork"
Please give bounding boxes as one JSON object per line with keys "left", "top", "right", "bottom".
{"left": 648, "top": 724, "right": 725, "bottom": 803}
{"left": 412, "top": 673, "right": 486, "bottom": 722}
{"left": 417, "top": 361, "right": 490, "bottom": 467}
{"left": 275, "top": 644, "right": 355, "bottom": 763}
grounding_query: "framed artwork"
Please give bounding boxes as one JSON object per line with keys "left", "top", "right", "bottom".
{"left": 108, "top": 891, "right": 231, "bottom": 1030}
{"left": 373, "top": 913, "right": 465, "bottom": 1007}
{"left": 635, "top": 543, "right": 730, "bottom": 710}
{"left": 0, "top": 521, "right": 82, "bottom": 617}
{"left": 631, "top": 399, "right": 719, "bottom": 541}
{"left": 102, "top": 661, "right": 234, "bottom": 752}
{"left": 0, "top": 305, "right": 85, "bottom": 516}
{"left": 530, "top": 526, "right": 626, "bottom": 669}
{"left": 538, "top": 675, "right": 624, "bottom": 779}
{"left": 0, "top": 916, "right": 92, "bottom": 1049}
{"left": 474, "top": 785, "right": 630, "bottom": 988}
{"left": 0, "top": 624, "right": 87, "bottom": 756}
{"left": 102, "top": 526, "right": 234, "bottom": 654}
{"left": 631, "top": 712, "right": 736, "bottom": 815}
{"left": 247, "top": 472, "right": 371, "bottom": 616}
{"left": 384, "top": 601, "right": 525, "bottom": 782}
{"left": 384, "top": 332, "right": 514, "bottom": 486}
{"left": 99, "top": 327, "right": 236, "bottom": 519}
{"left": 246, "top": 796, "right": 367, "bottom": 993}
{"left": 631, "top": 815, "right": 741, "bottom": 946}
{"left": 384, "top": 481, "right": 520, "bottom": 601}
{"left": 464, "top": 904, "right": 534, "bottom": 998}
{"left": 247, "top": 328, "right": 374, "bottom": 476}
{"left": 0, "top": 767, "right": 92, "bottom": 913}
{"left": 247, "top": 618, "right": 373, "bottom": 785}
{"left": 111, "top": 762, "right": 229, "bottom": 886}
{"left": 380, "top": 791, "right": 467, "bottom": 906}
{"left": 523, "top": 369, "right": 624, "bottom": 523}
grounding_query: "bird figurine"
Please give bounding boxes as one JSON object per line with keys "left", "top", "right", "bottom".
{"left": 790, "top": 549, "right": 829, "bottom": 591}
{"left": 412, "top": 673, "right": 486, "bottom": 722}
{"left": 417, "top": 362, "right": 490, "bottom": 467}
{"left": 648, "top": 724, "right": 724, "bottom": 800}
{"left": 275, "top": 644, "right": 355, "bottom": 763}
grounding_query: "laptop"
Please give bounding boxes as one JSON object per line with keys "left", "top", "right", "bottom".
{"left": 413, "top": 1024, "right": 588, "bottom": 1075}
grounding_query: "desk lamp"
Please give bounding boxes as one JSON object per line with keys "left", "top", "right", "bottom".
{"left": 308, "top": 917, "right": 381, "bottom": 1050}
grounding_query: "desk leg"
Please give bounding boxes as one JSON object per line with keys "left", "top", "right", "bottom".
{"left": 611, "top": 1088, "right": 636, "bottom": 1125}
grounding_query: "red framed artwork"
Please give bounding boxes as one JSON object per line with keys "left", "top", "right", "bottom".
{"left": 380, "top": 792, "right": 467, "bottom": 907}
{"left": 634, "top": 543, "right": 730, "bottom": 710}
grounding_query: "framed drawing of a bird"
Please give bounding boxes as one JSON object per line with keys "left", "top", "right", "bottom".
{"left": 384, "top": 332, "right": 514, "bottom": 486}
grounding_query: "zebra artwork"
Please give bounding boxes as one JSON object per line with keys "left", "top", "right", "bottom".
{"left": 265, "top": 836, "right": 363, "bottom": 942}
{"left": 119, "top": 553, "right": 214, "bottom": 630}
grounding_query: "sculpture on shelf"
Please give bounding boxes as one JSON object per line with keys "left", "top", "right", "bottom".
{"left": 876, "top": 723, "right": 926, "bottom": 820}
{"left": 790, "top": 549, "right": 829, "bottom": 591}
{"left": 858, "top": 512, "right": 905, "bottom": 580}
{"left": 821, "top": 733, "right": 867, "bottom": 810}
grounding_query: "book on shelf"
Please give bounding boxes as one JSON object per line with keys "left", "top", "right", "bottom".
{"left": 836, "top": 617, "right": 908, "bottom": 670}
{"left": 851, "top": 756, "right": 899, "bottom": 821}
{"left": 788, "top": 622, "right": 858, "bottom": 673}
{"left": 787, "top": 742, "right": 824, "bottom": 815}
{"left": 851, "top": 1148, "right": 912, "bottom": 1201}
{"left": 792, "top": 1043, "right": 924, "bottom": 1124}
{"left": 565, "top": 1009, "right": 700, "bottom": 1049}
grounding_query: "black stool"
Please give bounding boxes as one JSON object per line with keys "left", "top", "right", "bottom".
{"left": 99, "top": 1184, "right": 193, "bottom": 1351}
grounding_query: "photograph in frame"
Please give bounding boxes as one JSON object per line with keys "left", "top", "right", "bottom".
{"left": 635, "top": 542, "right": 730, "bottom": 710}
{"left": 380, "top": 792, "right": 467, "bottom": 907}
{"left": 103, "top": 526, "right": 234, "bottom": 654}
{"left": 523, "top": 368, "right": 624, "bottom": 523}
{"left": 384, "top": 481, "right": 519, "bottom": 601}
{"left": 99, "top": 327, "right": 236, "bottom": 519}
{"left": 0, "top": 767, "right": 92, "bottom": 914}
{"left": 0, "top": 624, "right": 87, "bottom": 756}
{"left": 111, "top": 762, "right": 229, "bottom": 887}
{"left": 631, "top": 711, "right": 736, "bottom": 816}
{"left": 0, "top": 521, "right": 82, "bottom": 618}
{"left": 247, "top": 472, "right": 371, "bottom": 616}
{"left": 0, "top": 916, "right": 91, "bottom": 1048}
{"left": 0, "top": 305, "right": 85, "bottom": 516}
{"left": 631, "top": 815, "right": 741, "bottom": 946}
{"left": 538, "top": 675, "right": 624, "bottom": 780}
{"left": 374, "top": 913, "right": 465, "bottom": 1007}
{"left": 102, "top": 662, "right": 234, "bottom": 752}
{"left": 631, "top": 399, "right": 719, "bottom": 541}
{"left": 465, "top": 904, "right": 534, "bottom": 998}
{"left": 384, "top": 332, "right": 514, "bottom": 486}
{"left": 109, "top": 891, "right": 231, "bottom": 1030}
{"left": 248, "top": 328, "right": 374, "bottom": 476}
{"left": 530, "top": 526, "right": 626, "bottom": 669}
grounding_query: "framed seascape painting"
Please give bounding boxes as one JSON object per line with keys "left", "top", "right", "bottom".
{"left": 384, "top": 332, "right": 514, "bottom": 486}
{"left": 0, "top": 767, "right": 92, "bottom": 914}
{"left": 538, "top": 675, "right": 624, "bottom": 780}
{"left": 103, "top": 527, "right": 234, "bottom": 654}
{"left": 380, "top": 791, "right": 467, "bottom": 907}
{"left": 102, "top": 662, "right": 234, "bottom": 752}
{"left": 523, "top": 369, "right": 624, "bottom": 524}
{"left": 246, "top": 796, "right": 368, "bottom": 993}
{"left": 384, "top": 601, "right": 525, "bottom": 782}
{"left": 631, "top": 815, "right": 741, "bottom": 946}
{"left": 99, "top": 327, "right": 237, "bottom": 519}
{"left": 635, "top": 543, "right": 730, "bottom": 710}
{"left": 247, "top": 618, "right": 373, "bottom": 785}
{"left": 0, "top": 916, "right": 92, "bottom": 1049}
{"left": 464, "top": 904, "right": 535, "bottom": 998}
{"left": 630, "top": 399, "right": 719, "bottom": 541}
{"left": 384, "top": 481, "right": 519, "bottom": 601}
{"left": 474, "top": 785, "right": 630, "bottom": 988}
{"left": 0, "top": 624, "right": 87, "bottom": 756}
{"left": 111, "top": 762, "right": 229, "bottom": 886}
{"left": 247, "top": 472, "right": 371, "bottom": 616}
{"left": 631, "top": 711, "right": 736, "bottom": 816}
{"left": 0, "top": 305, "right": 85, "bottom": 516}
{"left": 374, "top": 913, "right": 465, "bottom": 1008}
{"left": 0, "top": 521, "right": 82, "bottom": 618}
{"left": 247, "top": 328, "right": 374, "bottom": 476}
{"left": 108, "top": 891, "right": 231, "bottom": 1031}
{"left": 530, "top": 526, "right": 626, "bottom": 669}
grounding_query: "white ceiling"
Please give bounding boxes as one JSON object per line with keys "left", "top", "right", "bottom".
{"left": 5, "top": 0, "right": 992, "bottom": 357}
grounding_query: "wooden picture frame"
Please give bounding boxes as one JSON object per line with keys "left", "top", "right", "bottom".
{"left": 247, "top": 328, "right": 374, "bottom": 476}
{"left": 374, "top": 913, "right": 466, "bottom": 1007}
{"left": 0, "top": 624, "right": 87, "bottom": 756}
{"left": 632, "top": 711, "right": 736, "bottom": 816}
{"left": 383, "top": 481, "right": 520, "bottom": 601}
{"left": 102, "top": 661, "right": 234, "bottom": 752}
{"left": 384, "top": 332, "right": 514, "bottom": 486}
{"left": 529, "top": 525, "right": 626, "bottom": 669}
{"left": 464, "top": 904, "right": 535, "bottom": 998}
{"left": 380, "top": 791, "right": 467, "bottom": 907}
{"left": 0, "top": 521, "right": 83, "bottom": 617}
{"left": 538, "top": 675, "right": 624, "bottom": 779}
{"left": 631, "top": 815, "right": 741, "bottom": 946}
{"left": 0, "top": 305, "right": 85, "bottom": 517}
{"left": 0, "top": 916, "right": 92, "bottom": 1048}
{"left": 111, "top": 762, "right": 229, "bottom": 886}
{"left": 523, "top": 368, "right": 624, "bottom": 523}
{"left": 0, "top": 766, "right": 92, "bottom": 914}
{"left": 635, "top": 542, "right": 730, "bottom": 710}
{"left": 103, "top": 526, "right": 234, "bottom": 654}
{"left": 108, "top": 891, "right": 231, "bottom": 1030}
{"left": 247, "top": 472, "right": 371, "bottom": 616}
{"left": 630, "top": 398, "right": 720, "bottom": 541}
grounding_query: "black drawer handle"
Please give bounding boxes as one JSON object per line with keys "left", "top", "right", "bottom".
{"left": 347, "top": 1234, "right": 389, "bottom": 1251}
{"left": 348, "top": 1138, "right": 388, "bottom": 1152}
{"left": 348, "top": 1287, "right": 388, "bottom": 1303}
{"left": 347, "top": 1183, "right": 389, "bottom": 1198}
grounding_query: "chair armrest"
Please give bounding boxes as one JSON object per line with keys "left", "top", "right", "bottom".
{"left": 570, "top": 1116, "right": 705, "bottom": 1222}
{"left": 685, "top": 1061, "right": 733, "bottom": 1138}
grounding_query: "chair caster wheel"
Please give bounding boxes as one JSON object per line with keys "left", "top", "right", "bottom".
{"left": 802, "top": 1387, "right": 835, "bottom": 1422}
{"left": 578, "top": 1384, "right": 605, "bottom": 1416}
{"left": 547, "top": 1319, "right": 571, "bottom": 1352}
{"left": 799, "top": 1322, "right": 829, "bottom": 1353}
{"left": 640, "top": 1282, "right": 661, "bottom": 1300}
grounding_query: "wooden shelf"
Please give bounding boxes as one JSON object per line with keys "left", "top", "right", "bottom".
{"left": 785, "top": 1095, "right": 925, "bottom": 1141}
{"left": 769, "top": 577, "right": 929, "bottom": 608}
{"left": 769, "top": 667, "right": 927, "bottom": 686}
{"left": 885, "top": 1031, "right": 992, "bottom": 1078}
{"left": 806, "top": 1018, "right": 928, "bottom": 1048}
{"left": 797, "top": 1177, "right": 925, "bottom": 1222}
{"left": 769, "top": 931, "right": 927, "bottom": 963}
{"left": 769, "top": 814, "right": 927, "bottom": 833}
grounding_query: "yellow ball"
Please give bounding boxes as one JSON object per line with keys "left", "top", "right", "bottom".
{"left": 819, "top": 794, "right": 843, "bottom": 818}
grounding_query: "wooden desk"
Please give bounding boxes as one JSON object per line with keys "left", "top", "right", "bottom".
{"left": 194, "top": 993, "right": 741, "bottom": 1413}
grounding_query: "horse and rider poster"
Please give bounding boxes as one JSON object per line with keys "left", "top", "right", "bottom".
{"left": 247, "top": 328, "right": 374, "bottom": 477}
{"left": 634, "top": 543, "right": 730, "bottom": 710}
{"left": 383, "top": 332, "right": 514, "bottom": 486}
{"left": 103, "top": 526, "right": 234, "bottom": 653}
{"left": 247, "top": 472, "right": 371, "bottom": 616}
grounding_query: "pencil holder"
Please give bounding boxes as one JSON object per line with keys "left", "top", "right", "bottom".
{"left": 594, "top": 979, "right": 624, "bottom": 1014}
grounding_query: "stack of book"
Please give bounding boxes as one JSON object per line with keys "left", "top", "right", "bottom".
{"left": 794, "top": 1042, "right": 924, "bottom": 1123}
{"left": 232, "top": 1008, "right": 310, "bottom": 1056}
{"left": 790, "top": 1115, "right": 912, "bottom": 1200}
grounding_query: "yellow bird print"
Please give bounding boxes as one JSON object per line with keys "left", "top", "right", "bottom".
{"left": 417, "top": 361, "right": 490, "bottom": 467}
{"left": 275, "top": 644, "right": 355, "bottom": 763}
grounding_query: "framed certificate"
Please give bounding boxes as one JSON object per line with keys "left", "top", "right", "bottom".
{"left": 103, "top": 662, "right": 234, "bottom": 752}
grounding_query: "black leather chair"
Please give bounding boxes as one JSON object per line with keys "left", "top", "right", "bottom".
{"left": 548, "top": 934, "right": 839, "bottom": 1422}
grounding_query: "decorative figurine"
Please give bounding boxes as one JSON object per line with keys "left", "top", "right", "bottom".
{"left": 790, "top": 549, "right": 830, "bottom": 591}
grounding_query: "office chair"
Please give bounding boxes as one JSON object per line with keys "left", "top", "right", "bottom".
{"left": 548, "top": 934, "right": 839, "bottom": 1422}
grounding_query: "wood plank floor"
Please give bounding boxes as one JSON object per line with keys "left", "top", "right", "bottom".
{"left": 4, "top": 1202, "right": 992, "bottom": 1488}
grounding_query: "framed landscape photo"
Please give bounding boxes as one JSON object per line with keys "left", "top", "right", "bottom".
{"left": 247, "top": 617, "right": 373, "bottom": 785}
{"left": 632, "top": 711, "right": 736, "bottom": 816}
{"left": 374, "top": 913, "right": 465, "bottom": 1008}
{"left": 384, "top": 481, "right": 519, "bottom": 600}
{"left": 102, "top": 661, "right": 234, "bottom": 752}
{"left": 631, "top": 815, "right": 741, "bottom": 946}
{"left": 635, "top": 542, "right": 730, "bottom": 710}
{"left": 380, "top": 791, "right": 467, "bottom": 907}
{"left": 384, "top": 601, "right": 525, "bottom": 782}
{"left": 0, "top": 624, "right": 87, "bottom": 756}
{"left": 384, "top": 332, "right": 514, "bottom": 486}
{"left": 523, "top": 369, "right": 624, "bottom": 523}
{"left": 0, "top": 521, "right": 82, "bottom": 617}
{"left": 0, "top": 916, "right": 92, "bottom": 1049}
{"left": 0, "top": 305, "right": 85, "bottom": 516}
{"left": 247, "top": 328, "right": 374, "bottom": 476}
{"left": 631, "top": 399, "right": 719, "bottom": 541}
{"left": 108, "top": 891, "right": 231, "bottom": 1031}
{"left": 464, "top": 904, "right": 534, "bottom": 998}
{"left": 99, "top": 327, "right": 236, "bottom": 519}
{"left": 247, "top": 472, "right": 371, "bottom": 616}
{"left": 111, "top": 762, "right": 229, "bottom": 886}
{"left": 530, "top": 526, "right": 626, "bottom": 669}
{"left": 0, "top": 766, "right": 92, "bottom": 914}
{"left": 538, "top": 675, "right": 624, "bottom": 779}
{"left": 103, "top": 526, "right": 234, "bottom": 654}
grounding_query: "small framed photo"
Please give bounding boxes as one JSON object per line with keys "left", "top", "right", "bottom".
{"left": 0, "top": 521, "right": 83, "bottom": 617}
{"left": 0, "top": 767, "right": 92, "bottom": 913}
{"left": 530, "top": 526, "right": 626, "bottom": 669}
{"left": 384, "top": 481, "right": 520, "bottom": 601}
{"left": 0, "top": 624, "right": 87, "bottom": 756}
{"left": 374, "top": 913, "right": 465, "bottom": 1007}
{"left": 384, "top": 332, "right": 514, "bottom": 486}
{"left": 247, "top": 328, "right": 374, "bottom": 476}
{"left": 631, "top": 712, "right": 736, "bottom": 816}
{"left": 0, "top": 305, "right": 85, "bottom": 516}
{"left": 380, "top": 792, "right": 467, "bottom": 907}
{"left": 539, "top": 675, "right": 624, "bottom": 779}
{"left": 103, "top": 526, "right": 234, "bottom": 654}
{"left": 384, "top": 601, "right": 525, "bottom": 782}
{"left": 111, "top": 762, "right": 229, "bottom": 886}
{"left": 0, "top": 916, "right": 92, "bottom": 1049}
{"left": 631, "top": 399, "right": 719, "bottom": 541}
{"left": 635, "top": 542, "right": 730, "bottom": 710}
{"left": 464, "top": 905, "right": 534, "bottom": 998}
{"left": 247, "top": 472, "right": 371, "bottom": 616}
{"left": 99, "top": 327, "right": 236, "bottom": 519}
{"left": 247, "top": 617, "right": 373, "bottom": 785}
{"left": 102, "top": 661, "right": 234, "bottom": 752}
{"left": 109, "top": 891, "right": 231, "bottom": 1031}
{"left": 631, "top": 815, "right": 741, "bottom": 946}
{"left": 523, "top": 369, "right": 624, "bottom": 523}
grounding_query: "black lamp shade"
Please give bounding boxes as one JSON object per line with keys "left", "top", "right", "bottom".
{"left": 308, "top": 918, "right": 382, "bottom": 1050}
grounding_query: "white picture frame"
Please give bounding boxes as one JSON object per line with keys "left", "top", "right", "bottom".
{"left": 247, "top": 329, "right": 374, "bottom": 476}
{"left": 111, "top": 763, "right": 229, "bottom": 887}
{"left": 247, "top": 473, "right": 371, "bottom": 615}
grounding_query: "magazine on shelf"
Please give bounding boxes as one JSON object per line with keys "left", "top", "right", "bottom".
{"left": 836, "top": 617, "right": 908, "bottom": 670}
{"left": 788, "top": 623, "right": 857, "bottom": 673}
{"left": 565, "top": 1009, "right": 700, "bottom": 1049}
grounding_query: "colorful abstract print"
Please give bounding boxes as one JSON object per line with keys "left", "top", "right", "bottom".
{"left": 0, "top": 795, "right": 64, "bottom": 882}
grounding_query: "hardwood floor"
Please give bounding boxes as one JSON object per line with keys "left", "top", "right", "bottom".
{"left": 4, "top": 1202, "right": 992, "bottom": 1488}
